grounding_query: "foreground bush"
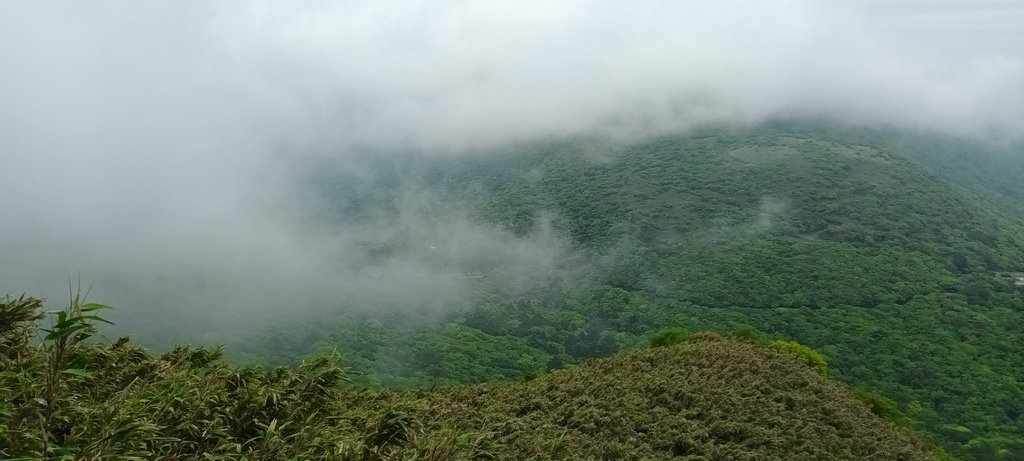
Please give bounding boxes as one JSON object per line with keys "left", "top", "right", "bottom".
{"left": 0, "top": 295, "right": 492, "bottom": 460}
{"left": 2, "top": 295, "right": 936, "bottom": 460}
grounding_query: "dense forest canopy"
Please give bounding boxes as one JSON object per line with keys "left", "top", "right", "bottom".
{"left": 217, "top": 125, "right": 1024, "bottom": 460}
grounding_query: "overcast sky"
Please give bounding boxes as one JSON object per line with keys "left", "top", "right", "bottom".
{"left": 1, "top": 1, "right": 1022, "bottom": 338}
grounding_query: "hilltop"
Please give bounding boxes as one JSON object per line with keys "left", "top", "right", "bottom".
{"left": 342, "top": 335, "right": 938, "bottom": 460}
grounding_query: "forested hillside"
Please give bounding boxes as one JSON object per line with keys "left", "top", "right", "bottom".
{"left": 1, "top": 296, "right": 937, "bottom": 460}
{"left": 228, "top": 125, "right": 1024, "bottom": 460}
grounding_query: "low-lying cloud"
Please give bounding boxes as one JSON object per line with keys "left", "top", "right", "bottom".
{"left": 1, "top": 0, "right": 1021, "bottom": 344}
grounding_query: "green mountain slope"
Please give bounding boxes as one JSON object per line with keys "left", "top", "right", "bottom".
{"left": 885, "top": 132, "right": 1024, "bottom": 219}
{"left": 244, "top": 125, "right": 1024, "bottom": 460}
{"left": 469, "top": 134, "right": 1019, "bottom": 305}
{"left": 1, "top": 296, "right": 936, "bottom": 460}
{"left": 452, "top": 128, "right": 1024, "bottom": 459}
{"left": 80, "top": 124, "right": 1023, "bottom": 459}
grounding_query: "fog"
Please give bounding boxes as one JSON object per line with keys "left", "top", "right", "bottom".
{"left": 1, "top": 1, "right": 1022, "bottom": 345}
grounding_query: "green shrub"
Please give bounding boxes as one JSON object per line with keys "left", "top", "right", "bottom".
{"left": 648, "top": 327, "right": 691, "bottom": 347}
{"left": 686, "top": 331, "right": 725, "bottom": 343}
{"left": 768, "top": 340, "right": 828, "bottom": 375}
{"left": 733, "top": 325, "right": 761, "bottom": 342}
{"left": 852, "top": 389, "right": 910, "bottom": 427}
{"left": 0, "top": 296, "right": 489, "bottom": 460}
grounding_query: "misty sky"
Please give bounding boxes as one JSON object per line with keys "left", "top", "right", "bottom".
{"left": 1, "top": 1, "right": 1022, "bottom": 339}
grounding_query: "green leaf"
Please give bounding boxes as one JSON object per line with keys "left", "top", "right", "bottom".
{"left": 43, "top": 323, "right": 89, "bottom": 341}
{"left": 80, "top": 303, "right": 112, "bottom": 312}
{"left": 81, "top": 314, "right": 114, "bottom": 325}
{"left": 61, "top": 368, "right": 94, "bottom": 379}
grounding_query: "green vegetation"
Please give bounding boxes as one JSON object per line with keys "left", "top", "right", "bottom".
{"left": 648, "top": 327, "right": 691, "bottom": 347}
{"left": 0, "top": 295, "right": 497, "bottom": 460}
{"left": 221, "top": 124, "right": 1024, "bottom": 460}
{"left": 9, "top": 123, "right": 1010, "bottom": 459}
{"left": 1, "top": 296, "right": 936, "bottom": 460}
{"left": 767, "top": 340, "right": 828, "bottom": 376}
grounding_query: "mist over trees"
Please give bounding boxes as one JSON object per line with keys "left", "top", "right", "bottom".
{"left": 2, "top": 2, "right": 1024, "bottom": 460}
{"left": 2, "top": 1, "right": 1023, "bottom": 324}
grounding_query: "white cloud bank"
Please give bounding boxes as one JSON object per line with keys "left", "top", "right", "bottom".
{"left": 0, "top": 0, "right": 1021, "bottom": 339}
